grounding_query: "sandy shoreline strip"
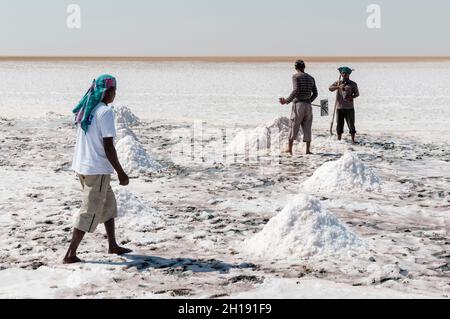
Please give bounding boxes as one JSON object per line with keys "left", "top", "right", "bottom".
{"left": 0, "top": 56, "right": 449, "bottom": 63}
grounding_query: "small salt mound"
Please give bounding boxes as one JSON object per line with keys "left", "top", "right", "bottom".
{"left": 226, "top": 126, "right": 270, "bottom": 155}
{"left": 226, "top": 117, "right": 298, "bottom": 154}
{"left": 113, "top": 105, "right": 140, "bottom": 127}
{"left": 115, "top": 189, "right": 164, "bottom": 229}
{"left": 301, "top": 152, "right": 381, "bottom": 194}
{"left": 242, "top": 194, "right": 365, "bottom": 260}
{"left": 268, "top": 116, "right": 291, "bottom": 133}
{"left": 267, "top": 116, "right": 296, "bottom": 149}
{"left": 116, "top": 135, "right": 162, "bottom": 174}
{"left": 116, "top": 189, "right": 158, "bottom": 218}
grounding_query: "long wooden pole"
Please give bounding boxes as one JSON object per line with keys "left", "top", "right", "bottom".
{"left": 329, "top": 75, "right": 342, "bottom": 136}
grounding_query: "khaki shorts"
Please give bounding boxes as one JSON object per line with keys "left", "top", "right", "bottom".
{"left": 74, "top": 174, "right": 118, "bottom": 233}
{"left": 289, "top": 102, "right": 313, "bottom": 142}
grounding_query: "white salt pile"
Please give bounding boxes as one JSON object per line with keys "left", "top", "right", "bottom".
{"left": 269, "top": 116, "right": 291, "bottom": 134}
{"left": 113, "top": 105, "right": 140, "bottom": 127}
{"left": 226, "top": 117, "right": 298, "bottom": 154}
{"left": 111, "top": 105, "right": 162, "bottom": 174}
{"left": 267, "top": 116, "right": 296, "bottom": 147}
{"left": 116, "top": 125, "right": 137, "bottom": 140}
{"left": 301, "top": 152, "right": 381, "bottom": 194}
{"left": 116, "top": 189, "right": 159, "bottom": 218}
{"left": 226, "top": 126, "right": 270, "bottom": 155}
{"left": 115, "top": 189, "right": 164, "bottom": 230}
{"left": 116, "top": 135, "right": 162, "bottom": 174}
{"left": 242, "top": 194, "right": 365, "bottom": 260}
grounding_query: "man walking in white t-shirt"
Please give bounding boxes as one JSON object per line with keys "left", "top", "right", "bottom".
{"left": 64, "top": 75, "right": 131, "bottom": 264}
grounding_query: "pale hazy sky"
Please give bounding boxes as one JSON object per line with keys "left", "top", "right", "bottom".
{"left": 0, "top": 0, "right": 449, "bottom": 56}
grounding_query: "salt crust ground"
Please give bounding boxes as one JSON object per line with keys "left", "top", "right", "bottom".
{"left": 0, "top": 111, "right": 449, "bottom": 299}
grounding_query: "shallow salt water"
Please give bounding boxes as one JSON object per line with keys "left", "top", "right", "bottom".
{"left": 1, "top": 61, "right": 449, "bottom": 142}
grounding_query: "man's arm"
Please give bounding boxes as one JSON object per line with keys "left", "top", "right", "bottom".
{"left": 103, "top": 137, "right": 129, "bottom": 186}
{"left": 310, "top": 80, "right": 318, "bottom": 103}
{"left": 329, "top": 81, "right": 339, "bottom": 92}
{"left": 284, "top": 75, "right": 299, "bottom": 105}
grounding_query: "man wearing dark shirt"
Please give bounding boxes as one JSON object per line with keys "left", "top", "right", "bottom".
{"left": 279, "top": 60, "right": 318, "bottom": 155}
{"left": 329, "top": 66, "right": 360, "bottom": 144}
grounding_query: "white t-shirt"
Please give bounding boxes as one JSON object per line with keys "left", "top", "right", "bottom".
{"left": 72, "top": 103, "right": 116, "bottom": 175}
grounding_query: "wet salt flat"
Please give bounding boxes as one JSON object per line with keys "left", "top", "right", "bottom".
{"left": 0, "top": 61, "right": 449, "bottom": 298}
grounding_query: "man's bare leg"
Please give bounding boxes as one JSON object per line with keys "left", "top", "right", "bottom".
{"left": 288, "top": 139, "right": 294, "bottom": 155}
{"left": 351, "top": 133, "right": 356, "bottom": 144}
{"left": 283, "top": 139, "right": 294, "bottom": 155}
{"left": 63, "top": 228, "right": 85, "bottom": 264}
{"left": 104, "top": 218, "right": 132, "bottom": 255}
{"left": 306, "top": 141, "right": 312, "bottom": 155}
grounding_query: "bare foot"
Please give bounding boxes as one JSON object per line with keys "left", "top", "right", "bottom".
{"left": 109, "top": 246, "right": 133, "bottom": 255}
{"left": 282, "top": 150, "right": 293, "bottom": 156}
{"left": 306, "top": 152, "right": 314, "bottom": 155}
{"left": 63, "top": 256, "right": 82, "bottom": 264}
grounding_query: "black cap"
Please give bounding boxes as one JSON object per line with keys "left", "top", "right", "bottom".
{"left": 295, "top": 60, "right": 306, "bottom": 70}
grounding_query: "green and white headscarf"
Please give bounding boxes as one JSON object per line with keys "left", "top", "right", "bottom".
{"left": 338, "top": 66, "right": 354, "bottom": 75}
{"left": 73, "top": 74, "right": 117, "bottom": 133}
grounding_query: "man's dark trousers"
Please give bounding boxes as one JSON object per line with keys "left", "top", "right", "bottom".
{"left": 336, "top": 109, "right": 356, "bottom": 135}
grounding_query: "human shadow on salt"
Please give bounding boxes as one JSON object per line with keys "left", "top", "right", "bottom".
{"left": 84, "top": 255, "right": 256, "bottom": 274}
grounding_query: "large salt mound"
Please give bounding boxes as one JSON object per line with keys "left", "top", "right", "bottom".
{"left": 113, "top": 105, "right": 140, "bottom": 127}
{"left": 226, "top": 117, "right": 299, "bottom": 154}
{"left": 116, "top": 135, "right": 162, "bottom": 174}
{"left": 301, "top": 152, "right": 381, "bottom": 194}
{"left": 116, "top": 125, "right": 137, "bottom": 140}
{"left": 242, "top": 194, "right": 365, "bottom": 260}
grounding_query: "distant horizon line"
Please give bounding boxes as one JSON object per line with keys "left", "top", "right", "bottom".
{"left": 1, "top": 56, "right": 449, "bottom": 62}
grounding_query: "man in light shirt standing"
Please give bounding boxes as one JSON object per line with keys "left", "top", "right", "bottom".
{"left": 63, "top": 74, "right": 132, "bottom": 264}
